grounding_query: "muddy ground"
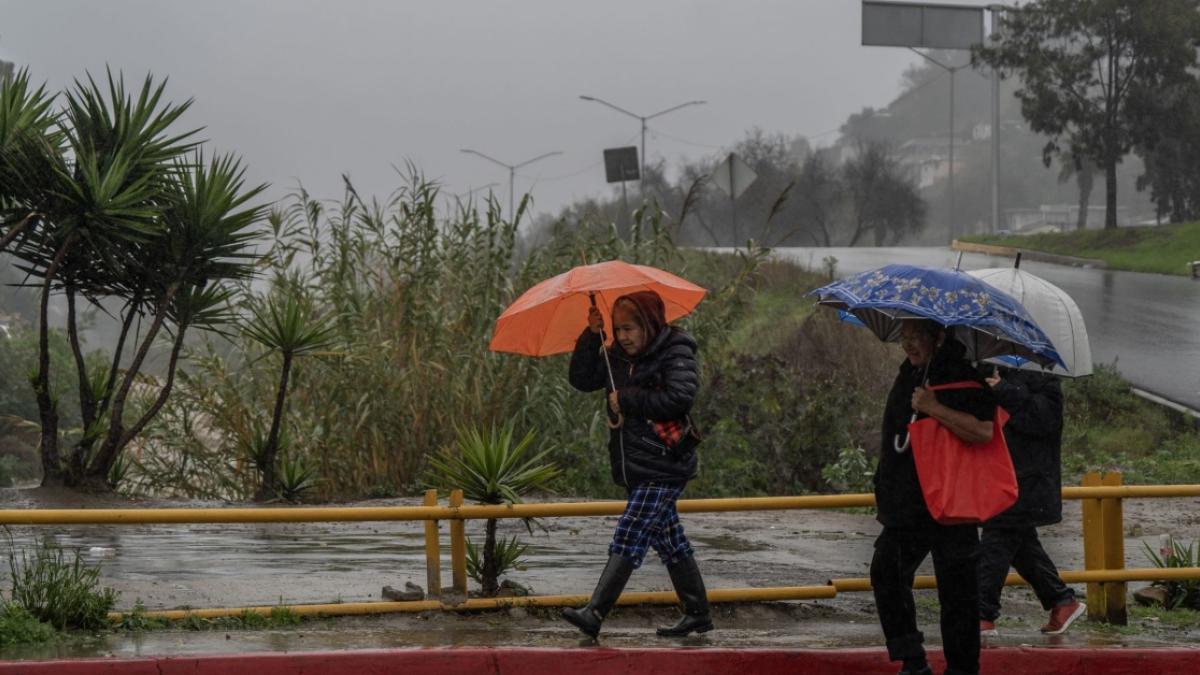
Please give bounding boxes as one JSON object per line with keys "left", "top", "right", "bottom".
{"left": 3, "top": 487, "right": 1200, "bottom": 659}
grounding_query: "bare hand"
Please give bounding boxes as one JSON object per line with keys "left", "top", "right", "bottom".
{"left": 588, "top": 306, "right": 604, "bottom": 334}
{"left": 608, "top": 391, "right": 621, "bottom": 414}
{"left": 911, "top": 386, "right": 938, "bottom": 415}
{"left": 985, "top": 367, "right": 1002, "bottom": 389}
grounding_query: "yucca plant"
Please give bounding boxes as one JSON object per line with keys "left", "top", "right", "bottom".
{"left": 426, "top": 422, "right": 559, "bottom": 595}
{"left": 0, "top": 68, "right": 58, "bottom": 255}
{"left": 466, "top": 535, "right": 528, "bottom": 587}
{"left": 0, "top": 68, "right": 267, "bottom": 489}
{"left": 1144, "top": 539, "right": 1200, "bottom": 610}
{"left": 278, "top": 454, "right": 319, "bottom": 503}
{"left": 242, "top": 287, "right": 338, "bottom": 500}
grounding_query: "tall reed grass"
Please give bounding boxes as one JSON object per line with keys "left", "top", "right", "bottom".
{"left": 128, "top": 172, "right": 764, "bottom": 500}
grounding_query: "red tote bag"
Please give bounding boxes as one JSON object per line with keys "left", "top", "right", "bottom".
{"left": 908, "top": 381, "right": 1018, "bottom": 525}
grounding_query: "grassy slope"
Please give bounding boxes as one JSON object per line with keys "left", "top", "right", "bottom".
{"left": 963, "top": 221, "right": 1200, "bottom": 276}
{"left": 727, "top": 261, "right": 824, "bottom": 355}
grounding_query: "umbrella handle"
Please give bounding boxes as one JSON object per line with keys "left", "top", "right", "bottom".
{"left": 591, "top": 292, "right": 622, "bottom": 427}
{"left": 893, "top": 413, "right": 917, "bottom": 453}
{"left": 589, "top": 292, "right": 619, "bottom": 392}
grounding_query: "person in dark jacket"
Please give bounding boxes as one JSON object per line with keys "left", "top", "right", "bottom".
{"left": 977, "top": 366, "right": 1084, "bottom": 637}
{"left": 562, "top": 290, "right": 710, "bottom": 639}
{"left": 872, "top": 319, "right": 995, "bottom": 675}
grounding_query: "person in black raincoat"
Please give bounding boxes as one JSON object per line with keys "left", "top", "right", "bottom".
{"left": 977, "top": 365, "right": 1084, "bottom": 637}
{"left": 561, "top": 290, "right": 711, "bottom": 639}
{"left": 872, "top": 319, "right": 995, "bottom": 675}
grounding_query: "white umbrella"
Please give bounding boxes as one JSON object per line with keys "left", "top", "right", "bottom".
{"left": 967, "top": 265, "right": 1093, "bottom": 377}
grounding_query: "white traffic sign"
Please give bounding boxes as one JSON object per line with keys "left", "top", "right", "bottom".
{"left": 711, "top": 153, "right": 756, "bottom": 200}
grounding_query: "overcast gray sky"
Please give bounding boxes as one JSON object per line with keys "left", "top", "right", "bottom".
{"left": 0, "top": 0, "right": 995, "bottom": 219}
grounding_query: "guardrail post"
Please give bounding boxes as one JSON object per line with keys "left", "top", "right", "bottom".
{"left": 449, "top": 489, "right": 468, "bottom": 595}
{"left": 1081, "top": 471, "right": 1106, "bottom": 621}
{"left": 1101, "top": 471, "right": 1127, "bottom": 625}
{"left": 423, "top": 489, "right": 441, "bottom": 599}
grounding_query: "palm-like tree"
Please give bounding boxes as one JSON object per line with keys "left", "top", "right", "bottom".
{"left": 84, "top": 151, "right": 267, "bottom": 486}
{"left": 241, "top": 287, "right": 338, "bottom": 500}
{"left": 0, "top": 69, "right": 266, "bottom": 487}
{"left": 0, "top": 68, "right": 58, "bottom": 254}
{"left": 427, "top": 423, "right": 559, "bottom": 596}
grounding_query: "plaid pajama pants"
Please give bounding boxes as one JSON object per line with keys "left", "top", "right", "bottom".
{"left": 608, "top": 482, "right": 694, "bottom": 568}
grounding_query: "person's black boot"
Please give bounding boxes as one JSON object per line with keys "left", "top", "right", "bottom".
{"left": 656, "top": 555, "right": 713, "bottom": 636}
{"left": 562, "top": 553, "right": 635, "bottom": 638}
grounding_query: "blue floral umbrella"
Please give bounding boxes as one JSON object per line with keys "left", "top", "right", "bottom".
{"left": 811, "top": 264, "right": 1066, "bottom": 370}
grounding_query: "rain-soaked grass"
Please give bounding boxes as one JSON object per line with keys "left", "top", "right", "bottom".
{"left": 1129, "top": 604, "right": 1200, "bottom": 628}
{"left": 116, "top": 601, "right": 307, "bottom": 633}
{"left": 962, "top": 221, "right": 1200, "bottom": 276}
{"left": 727, "top": 260, "right": 825, "bottom": 356}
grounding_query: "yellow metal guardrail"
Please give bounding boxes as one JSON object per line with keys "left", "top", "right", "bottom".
{"left": 2, "top": 471, "right": 1198, "bottom": 624}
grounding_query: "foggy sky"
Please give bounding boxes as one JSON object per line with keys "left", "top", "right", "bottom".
{"left": 0, "top": 0, "right": 997, "bottom": 219}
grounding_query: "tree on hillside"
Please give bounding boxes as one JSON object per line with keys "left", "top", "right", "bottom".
{"left": 974, "top": 0, "right": 1200, "bottom": 229}
{"left": 843, "top": 142, "right": 926, "bottom": 246}
{"left": 794, "top": 153, "right": 843, "bottom": 247}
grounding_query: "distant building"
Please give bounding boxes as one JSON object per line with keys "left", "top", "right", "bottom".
{"left": 897, "top": 137, "right": 967, "bottom": 189}
{"left": 0, "top": 59, "right": 13, "bottom": 84}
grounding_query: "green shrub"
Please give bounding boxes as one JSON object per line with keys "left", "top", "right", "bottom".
{"left": 0, "top": 603, "right": 55, "bottom": 646}
{"left": 822, "top": 446, "right": 877, "bottom": 493}
{"left": 5, "top": 537, "right": 118, "bottom": 631}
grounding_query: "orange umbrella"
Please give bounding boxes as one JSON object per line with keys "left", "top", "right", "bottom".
{"left": 489, "top": 260, "right": 707, "bottom": 357}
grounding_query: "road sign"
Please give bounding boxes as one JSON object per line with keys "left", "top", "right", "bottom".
{"left": 711, "top": 153, "right": 756, "bottom": 200}
{"left": 862, "top": 1, "right": 983, "bottom": 50}
{"left": 603, "top": 146, "right": 640, "bottom": 183}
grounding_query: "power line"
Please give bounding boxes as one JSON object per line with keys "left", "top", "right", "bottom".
{"left": 646, "top": 126, "right": 725, "bottom": 150}
{"left": 514, "top": 131, "right": 641, "bottom": 181}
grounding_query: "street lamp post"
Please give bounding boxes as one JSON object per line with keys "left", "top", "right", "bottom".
{"left": 578, "top": 95, "right": 706, "bottom": 198}
{"left": 460, "top": 149, "right": 562, "bottom": 221}
{"left": 908, "top": 49, "right": 970, "bottom": 245}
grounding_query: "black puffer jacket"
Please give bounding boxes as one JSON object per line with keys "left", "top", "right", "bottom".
{"left": 984, "top": 368, "right": 1064, "bottom": 528}
{"left": 569, "top": 325, "right": 700, "bottom": 488}
{"left": 876, "top": 340, "right": 996, "bottom": 528}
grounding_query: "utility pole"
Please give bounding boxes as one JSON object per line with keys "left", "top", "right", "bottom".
{"left": 459, "top": 149, "right": 562, "bottom": 221}
{"left": 908, "top": 49, "right": 970, "bottom": 245}
{"left": 579, "top": 95, "right": 707, "bottom": 199}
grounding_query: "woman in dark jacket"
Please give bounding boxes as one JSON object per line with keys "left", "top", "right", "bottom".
{"left": 562, "top": 290, "right": 710, "bottom": 639}
{"left": 872, "top": 319, "right": 995, "bottom": 675}
{"left": 977, "top": 366, "right": 1082, "bottom": 637}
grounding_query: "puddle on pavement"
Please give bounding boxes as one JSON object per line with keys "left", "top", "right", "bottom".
{"left": 692, "top": 534, "right": 770, "bottom": 552}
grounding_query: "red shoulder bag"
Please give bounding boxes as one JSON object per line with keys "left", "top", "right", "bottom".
{"left": 908, "top": 381, "right": 1018, "bottom": 525}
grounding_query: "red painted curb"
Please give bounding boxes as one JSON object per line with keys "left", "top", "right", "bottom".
{"left": 3, "top": 647, "right": 1200, "bottom": 675}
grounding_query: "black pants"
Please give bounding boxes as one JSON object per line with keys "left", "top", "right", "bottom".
{"left": 871, "top": 522, "right": 980, "bottom": 675}
{"left": 978, "top": 525, "right": 1074, "bottom": 621}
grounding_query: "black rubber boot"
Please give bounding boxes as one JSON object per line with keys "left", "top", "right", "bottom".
{"left": 562, "top": 553, "right": 635, "bottom": 638}
{"left": 656, "top": 555, "right": 714, "bottom": 637}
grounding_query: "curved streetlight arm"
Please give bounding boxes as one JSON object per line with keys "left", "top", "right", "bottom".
{"left": 460, "top": 148, "right": 513, "bottom": 170}
{"left": 645, "top": 99, "right": 707, "bottom": 121}
{"left": 579, "top": 95, "right": 642, "bottom": 121}
{"left": 513, "top": 150, "right": 563, "bottom": 170}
